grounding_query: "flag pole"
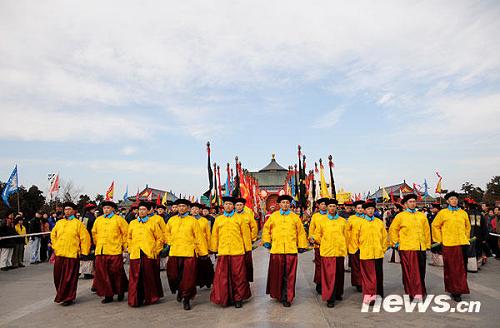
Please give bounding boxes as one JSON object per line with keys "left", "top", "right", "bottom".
{"left": 17, "top": 191, "right": 20, "bottom": 213}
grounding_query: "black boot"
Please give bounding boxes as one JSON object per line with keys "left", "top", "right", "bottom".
{"left": 451, "top": 294, "right": 462, "bottom": 302}
{"left": 101, "top": 296, "right": 113, "bottom": 304}
{"left": 234, "top": 301, "right": 242, "bottom": 308}
{"left": 327, "top": 301, "right": 335, "bottom": 308}
{"left": 356, "top": 285, "right": 362, "bottom": 293}
{"left": 315, "top": 284, "right": 322, "bottom": 294}
{"left": 62, "top": 300, "right": 74, "bottom": 306}
{"left": 282, "top": 301, "right": 291, "bottom": 307}
{"left": 183, "top": 298, "right": 191, "bottom": 310}
{"left": 176, "top": 292, "right": 182, "bottom": 303}
{"left": 117, "top": 294, "right": 125, "bottom": 302}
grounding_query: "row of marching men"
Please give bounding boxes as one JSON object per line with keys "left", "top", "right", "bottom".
{"left": 309, "top": 190, "right": 471, "bottom": 307}
{"left": 49, "top": 190, "right": 471, "bottom": 309}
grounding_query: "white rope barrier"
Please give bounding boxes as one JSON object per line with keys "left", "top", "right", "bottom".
{"left": 0, "top": 231, "right": 51, "bottom": 240}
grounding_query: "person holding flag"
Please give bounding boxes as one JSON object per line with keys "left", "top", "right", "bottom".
{"left": 308, "top": 197, "right": 329, "bottom": 294}
{"left": 311, "top": 198, "right": 347, "bottom": 308}
{"left": 191, "top": 202, "right": 214, "bottom": 289}
{"left": 165, "top": 199, "right": 208, "bottom": 310}
{"left": 235, "top": 197, "right": 258, "bottom": 283}
{"left": 357, "top": 201, "right": 387, "bottom": 305}
{"left": 127, "top": 201, "right": 164, "bottom": 307}
{"left": 431, "top": 191, "right": 471, "bottom": 302}
{"left": 262, "top": 194, "right": 308, "bottom": 307}
{"left": 389, "top": 194, "right": 431, "bottom": 302}
{"left": 345, "top": 200, "right": 365, "bottom": 292}
{"left": 50, "top": 202, "right": 91, "bottom": 306}
{"left": 210, "top": 196, "right": 252, "bottom": 308}
{"left": 92, "top": 200, "right": 129, "bottom": 304}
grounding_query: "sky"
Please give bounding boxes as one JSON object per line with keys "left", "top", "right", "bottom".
{"left": 1, "top": 0, "right": 499, "bottom": 200}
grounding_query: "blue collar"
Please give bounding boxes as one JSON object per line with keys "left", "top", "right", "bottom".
{"left": 319, "top": 210, "right": 327, "bottom": 215}
{"left": 104, "top": 212, "right": 115, "bottom": 219}
{"left": 138, "top": 215, "right": 150, "bottom": 223}
{"left": 280, "top": 209, "right": 291, "bottom": 215}
{"left": 448, "top": 206, "right": 459, "bottom": 212}
{"left": 65, "top": 215, "right": 76, "bottom": 221}
{"left": 355, "top": 213, "right": 365, "bottom": 218}
{"left": 406, "top": 209, "right": 416, "bottom": 213}
{"left": 194, "top": 214, "right": 201, "bottom": 219}
{"left": 224, "top": 210, "right": 235, "bottom": 217}
{"left": 179, "top": 212, "right": 189, "bottom": 218}
{"left": 365, "top": 215, "right": 375, "bottom": 222}
{"left": 327, "top": 213, "right": 339, "bottom": 220}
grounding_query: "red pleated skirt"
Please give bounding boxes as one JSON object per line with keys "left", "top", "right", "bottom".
{"left": 94, "top": 255, "right": 128, "bottom": 297}
{"left": 53, "top": 256, "right": 80, "bottom": 303}
{"left": 244, "top": 251, "right": 254, "bottom": 283}
{"left": 128, "top": 254, "right": 163, "bottom": 307}
{"left": 349, "top": 252, "right": 361, "bottom": 287}
{"left": 399, "top": 250, "right": 427, "bottom": 297}
{"left": 196, "top": 256, "right": 215, "bottom": 288}
{"left": 360, "top": 258, "right": 384, "bottom": 297}
{"left": 210, "top": 254, "right": 251, "bottom": 306}
{"left": 266, "top": 254, "right": 298, "bottom": 303}
{"left": 320, "top": 256, "right": 345, "bottom": 301}
{"left": 442, "top": 245, "right": 470, "bottom": 295}
{"left": 313, "top": 248, "right": 321, "bottom": 285}
{"left": 166, "top": 256, "right": 197, "bottom": 300}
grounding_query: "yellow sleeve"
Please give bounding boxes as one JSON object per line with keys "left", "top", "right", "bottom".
{"left": 165, "top": 220, "right": 172, "bottom": 245}
{"left": 127, "top": 222, "right": 133, "bottom": 253}
{"left": 423, "top": 215, "right": 431, "bottom": 249}
{"left": 153, "top": 224, "right": 163, "bottom": 258}
{"left": 193, "top": 220, "right": 208, "bottom": 256}
{"left": 308, "top": 215, "right": 317, "bottom": 239}
{"left": 296, "top": 217, "right": 308, "bottom": 249}
{"left": 50, "top": 223, "right": 58, "bottom": 246}
{"left": 313, "top": 221, "right": 323, "bottom": 244}
{"left": 91, "top": 218, "right": 98, "bottom": 246}
{"left": 79, "top": 222, "right": 91, "bottom": 256}
{"left": 240, "top": 217, "right": 252, "bottom": 252}
{"left": 464, "top": 212, "right": 471, "bottom": 240}
{"left": 249, "top": 215, "right": 258, "bottom": 241}
{"left": 204, "top": 220, "right": 211, "bottom": 245}
{"left": 158, "top": 218, "right": 167, "bottom": 245}
{"left": 209, "top": 218, "right": 219, "bottom": 252}
{"left": 388, "top": 214, "right": 401, "bottom": 247}
{"left": 381, "top": 222, "right": 388, "bottom": 249}
{"left": 262, "top": 216, "right": 272, "bottom": 244}
{"left": 118, "top": 217, "right": 128, "bottom": 249}
{"left": 431, "top": 211, "right": 444, "bottom": 243}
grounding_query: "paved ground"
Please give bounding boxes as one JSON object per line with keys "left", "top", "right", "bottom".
{"left": 0, "top": 247, "right": 499, "bottom": 328}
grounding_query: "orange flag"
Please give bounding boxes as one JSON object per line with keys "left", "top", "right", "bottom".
{"left": 105, "top": 181, "right": 114, "bottom": 201}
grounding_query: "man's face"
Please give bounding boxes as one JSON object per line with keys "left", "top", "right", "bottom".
{"left": 327, "top": 204, "right": 337, "bottom": 214}
{"left": 43, "top": 214, "right": 48, "bottom": 219}
{"left": 270, "top": 205, "right": 276, "bottom": 212}
{"left": 223, "top": 202, "right": 234, "bottom": 213}
{"left": 431, "top": 207, "right": 439, "bottom": 214}
{"left": 35, "top": 213, "right": 41, "bottom": 218}
{"left": 406, "top": 199, "right": 417, "bottom": 210}
{"left": 102, "top": 205, "right": 114, "bottom": 215}
{"left": 171, "top": 205, "right": 178, "bottom": 213}
{"left": 365, "top": 207, "right": 375, "bottom": 217}
{"left": 157, "top": 208, "right": 165, "bottom": 215}
{"left": 138, "top": 206, "right": 148, "bottom": 217}
{"left": 448, "top": 197, "right": 459, "bottom": 208}
{"left": 355, "top": 205, "right": 364, "bottom": 214}
{"left": 202, "top": 209, "right": 209, "bottom": 216}
{"left": 235, "top": 203, "right": 245, "bottom": 212}
{"left": 64, "top": 207, "right": 75, "bottom": 217}
{"left": 279, "top": 200, "right": 290, "bottom": 211}
{"left": 345, "top": 206, "right": 353, "bottom": 213}
{"left": 132, "top": 208, "right": 138, "bottom": 214}
{"left": 481, "top": 204, "right": 488, "bottom": 212}
{"left": 191, "top": 207, "right": 200, "bottom": 216}
{"left": 177, "top": 204, "right": 188, "bottom": 214}
{"left": 494, "top": 208, "right": 500, "bottom": 215}
{"left": 318, "top": 202, "right": 327, "bottom": 211}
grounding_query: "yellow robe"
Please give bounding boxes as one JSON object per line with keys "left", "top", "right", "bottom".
{"left": 345, "top": 214, "right": 364, "bottom": 255}
{"left": 388, "top": 211, "right": 431, "bottom": 251}
{"left": 357, "top": 218, "right": 387, "bottom": 260}
{"left": 165, "top": 214, "right": 208, "bottom": 257}
{"left": 210, "top": 213, "right": 250, "bottom": 256}
{"left": 92, "top": 214, "right": 128, "bottom": 255}
{"left": 127, "top": 218, "right": 163, "bottom": 260}
{"left": 50, "top": 218, "right": 91, "bottom": 259}
{"left": 313, "top": 215, "right": 347, "bottom": 257}
{"left": 431, "top": 208, "right": 471, "bottom": 246}
{"left": 262, "top": 211, "right": 308, "bottom": 254}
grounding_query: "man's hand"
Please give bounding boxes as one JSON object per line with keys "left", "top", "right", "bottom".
{"left": 263, "top": 242, "right": 272, "bottom": 249}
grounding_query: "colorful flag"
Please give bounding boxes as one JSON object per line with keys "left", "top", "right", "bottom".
{"left": 1, "top": 165, "right": 19, "bottom": 207}
{"left": 162, "top": 191, "right": 168, "bottom": 206}
{"left": 382, "top": 187, "right": 390, "bottom": 202}
{"left": 435, "top": 172, "right": 443, "bottom": 194}
{"left": 48, "top": 173, "right": 60, "bottom": 200}
{"left": 105, "top": 181, "right": 114, "bottom": 201}
{"left": 319, "top": 159, "right": 330, "bottom": 198}
{"left": 156, "top": 193, "right": 161, "bottom": 205}
{"left": 203, "top": 142, "right": 214, "bottom": 200}
{"left": 123, "top": 185, "right": 129, "bottom": 202}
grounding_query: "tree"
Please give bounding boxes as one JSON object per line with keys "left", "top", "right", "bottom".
{"left": 60, "top": 179, "right": 82, "bottom": 202}
{"left": 484, "top": 176, "right": 500, "bottom": 205}
{"left": 95, "top": 194, "right": 104, "bottom": 204}
{"left": 461, "top": 182, "right": 485, "bottom": 203}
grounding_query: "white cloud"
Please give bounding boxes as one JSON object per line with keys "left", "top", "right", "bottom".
{"left": 121, "top": 146, "right": 137, "bottom": 156}
{"left": 377, "top": 93, "right": 394, "bottom": 106}
{"left": 311, "top": 107, "right": 345, "bottom": 129}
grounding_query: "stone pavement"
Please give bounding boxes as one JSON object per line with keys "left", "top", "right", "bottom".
{"left": 0, "top": 248, "right": 499, "bottom": 328}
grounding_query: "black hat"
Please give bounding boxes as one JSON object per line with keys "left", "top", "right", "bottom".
{"left": 353, "top": 200, "right": 365, "bottom": 207}
{"left": 101, "top": 200, "right": 118, "bottom": 209}
{"left": 401, "top": 193, "right": 417, "bottom": 204}
{"left": 444, "top": 191, "right": 459, "bottom": 200}
{"left": 235, "top": 197, "right": 246, "bottom": 204}
{"left": 190, "top": 202, "right": 201, "bottom": 209}
{"left": 431, "top": 202, "right": 441, "bottom": 209}
{"left": 173, "top": 199, "right": 191, "bottom": 206}
{"left": 316, "top": 197, "right": 330, "bottom": 206}
{"left": 222, "top": 196, "right": 236, "bottom": 204}
{"left": 62, "top": 201, "right": 78, "bottom": 210}
{"left": 363, "top": 201, "right": 376, "bottom": 209}
{"left": 327, "top": 199, "right": 338, "bottom": 205}
{"left": 166, "top": 200, "right": 174, "bottom": 206}
{"left": 277, "top": 195, "right": 293, "bottom": 203}
{"left": 156, "top": 204, "right": 166, "bottom": 210}
{"left": 394, "top": 203, "right": 404, "bottom": 210}
{"left": 344, "top": 201, "right": 354, "bottom": 206}
{"left": 138, "top": 201, "right": 154, "bottom": 210}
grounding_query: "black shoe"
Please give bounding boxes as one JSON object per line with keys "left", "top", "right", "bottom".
{"left": 356, "top": 286, "right": 362, "bottom": 293}
{"left": 91, "top": 287, "right": 97, "bottom": 293}
{"left": 327, "top": 301, "right": 335, "bottom": 308}
{"left": 62, "top": 301, "right": 74, "bottom": 306}
{"left": 369, "top": 300, "right": 375, "bottom": 306}
{"left": 336, "top": 296, "right": 343, "bottom": 301}
{"left": 1, "top": 267, "right": 9, "bottom": 271}
{"left": 176, "top": 293, "right": 182, "bottom": 302}
{"left": 282, "top": 301, "right": 291, "bottom": 307}
{"left": 117, "top": 294, "right": 124, "bottom": 302}
{"left": 183, "top": 299, "right": 191, "bottom": 311}
{"left": 234, "top": 301, "right": 242, "bottom": 308}
{"left": 83, "top": 274, "right": 94, "bottom": 279}
{"left": 101, "top": 296, "right": 113, "bottom": 304}
{"left": 451, "top": 294, "right": 462, "bottom": 302}
{"left": 315, "top": 284, "right": 322, "bottom": 294}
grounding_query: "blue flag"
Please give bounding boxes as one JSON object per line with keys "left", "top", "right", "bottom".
{"left": 1, "top": 165, "right": 19, "bottom": 207}
{"left": 123, "top": 185, "right": 129, "bottom": 202}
